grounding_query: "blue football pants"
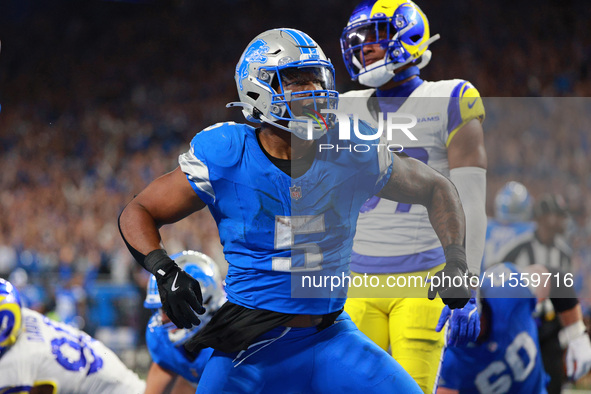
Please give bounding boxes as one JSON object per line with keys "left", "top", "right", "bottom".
{"left": 196, "top": 312, "right": 422, "bottom": 393}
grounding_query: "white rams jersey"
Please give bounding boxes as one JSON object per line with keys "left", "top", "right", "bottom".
{"left": 0, "top": 308, "right": 145, "bottom": 394}
{"left": 339, "top": 79, "right": 485, "bottom": 274}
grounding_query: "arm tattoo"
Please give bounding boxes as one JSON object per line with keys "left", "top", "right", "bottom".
{"left": 378, "top": 155, "right": 465, "bottom": 248}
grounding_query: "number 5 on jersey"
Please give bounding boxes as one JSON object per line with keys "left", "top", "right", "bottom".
{"left": 272, "top": 215, "right": 325, "bottom": 272}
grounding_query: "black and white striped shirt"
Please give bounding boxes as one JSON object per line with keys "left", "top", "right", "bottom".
{"left": 502, "top": 232, "right": 572, "bottom": 272}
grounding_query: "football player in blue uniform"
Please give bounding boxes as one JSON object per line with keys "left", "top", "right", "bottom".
{"left": 119, "top": 28, "right": 471, "bottom": 393}
{"left": 144, "top": 250, "right": 224, "bottom": 394}
{"left": 482, "top": 181, "right": 536, "bottom": 270}
{"left": 437, "top": 263, "right": 591, "bottom": 393}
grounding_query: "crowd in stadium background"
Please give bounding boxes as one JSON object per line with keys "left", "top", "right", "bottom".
{"left": 0, "top": 0, "right": 590, "bottom": 375}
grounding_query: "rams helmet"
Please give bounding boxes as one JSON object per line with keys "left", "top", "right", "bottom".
{"left": 0, "top": 279, "right": 23, "bottom": 357}
{"left": 341, "top": 0, "right": 439, "bottom": 87}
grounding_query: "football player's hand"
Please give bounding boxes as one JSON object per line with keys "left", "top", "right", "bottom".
{"left": 156, "top": 265, "right": 206, "bottom": 329}
{"left": 144, "top": 249, "right": 206, "bottom": 329}
{"left": 566, "top": 331, "right": 591, "bottom": 381}
{"left": 436, "top": 292, "right": 480, "bottom": 346}
{"left": 427, "top": 245, "right": 470, "bottom": 309}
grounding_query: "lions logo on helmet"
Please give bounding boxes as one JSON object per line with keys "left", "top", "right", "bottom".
{"left": 494, "top": 181, "right": 533, "bottom": 223}
{"left": 341, "top": 0, "right": 440, "bottom": 87}
{"left": 0, "top": 279, "right": 23, "bottom": 357}
{"left": 228, "top": 28, "right": 339, "bottom": 140}
{"left": 145, "top": 250, "right": 225, "bottom": 346}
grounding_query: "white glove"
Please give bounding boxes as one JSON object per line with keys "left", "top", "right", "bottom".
{"left": 563, "top": 322, "right": 591, "bottom": 381}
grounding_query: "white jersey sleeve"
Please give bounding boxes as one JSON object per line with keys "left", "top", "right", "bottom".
{"left": 0, "top": 309, "right": 145, "bottom": 394}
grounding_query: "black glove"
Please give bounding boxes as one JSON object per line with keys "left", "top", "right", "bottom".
{"left": 145, "top": 249, "right": 206, "bottom": 329}
{"left": 427, "top": 244, "right": 470, "bottom": 309}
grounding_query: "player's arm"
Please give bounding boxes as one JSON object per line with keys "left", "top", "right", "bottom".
{"left": 378, "top": 154, "right": 465, "bottom": 249}
{"left": 119, "top": 166, "right": 207, "bottom": 329}
{"left": 523, "top": 264, "right": 582, "bottom": 323}
{"left": 170, "top": 375, "right": 196, "bottom": 394}
{"left": 524, "top": 264, "right": 591, "bottom": 381}
{"left": 119, "top": 166, "right": 206, "bottom": 255}
{"left": 378, "top": 154, "right": 470, "bottom": 308}
{"left": 435, "top": 118, "right": 488, "bottom": 345}
{"left": 448, "top": 118, "right": 487, "bottom": 276}
{"left": 145, "top": 362, "right": 178, "bottom": 394}
{"left": 436, "top": 388, "right": 458, "bottom": 394}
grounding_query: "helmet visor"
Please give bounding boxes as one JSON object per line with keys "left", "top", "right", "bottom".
{"left": 273, "top": 66, "right": 338, "bottom": 118}
{"left": 343, "top": 21, "right": 391, "bottom": 50}
{"left": 342, "top": 20, "right": 391, "bottom": 70}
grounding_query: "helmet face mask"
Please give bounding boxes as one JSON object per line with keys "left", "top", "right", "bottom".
{"left": 0, "top": 279, "right": 23, "bottom": 357}
{"left": 144, "top": 251, "right": 225, "bottom": 346}
{"left": 269, "top": 65, "right": 337, "bottom": 134}
{"left": 342, "top": 19, "right": 392, "bottom": 68}
{"left": 229, "top": 28, "right": 338, "bottom": 140}
{"left": 340, "top": 0, "right": 439, "bottom": 86}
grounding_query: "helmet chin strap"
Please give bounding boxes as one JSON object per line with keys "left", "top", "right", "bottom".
{"left": 357, "top": 58, "right": 394, "bottom": 88}
{"left": 227, "top": 102, "right": 263, "bottom": 124}
{"left": 286, "top": 118, "right": 327, "bottom": 140}
{"left": 261, "top": 113, "right": 327, "bottom": 140}
{"left": 227, "top": 102, "right": 327, "bottom": 140}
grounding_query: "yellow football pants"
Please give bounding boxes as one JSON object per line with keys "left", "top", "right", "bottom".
{"left": 345, "top": 265, "right": 446, "bottom": 394}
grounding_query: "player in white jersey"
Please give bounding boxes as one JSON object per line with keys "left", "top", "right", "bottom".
{"left": 0, "top": 278, "right": 145, "bottom": 394}
{"left": 483, "top": 181, "right": 536, "bottom": 270}
{"left": 339, "top": 1, "right": 487, "bottom": 392}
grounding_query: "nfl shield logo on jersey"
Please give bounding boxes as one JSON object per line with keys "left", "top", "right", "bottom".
{"left": 290, "top": 185, "right": 302, "bottom": 200}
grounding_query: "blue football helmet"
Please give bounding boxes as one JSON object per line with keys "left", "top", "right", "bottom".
{"left": 494, "top": 181, "right": 533, "bottom": 223}
{"left": 0, "top": 279, "right": 23, "bottom": 357}
{"left": 144, "top": 250, "right": 225, "bottom": 346}
{"left": 341, "top": 0, "right": 440, "bottom": 87}
{"left": 228, "top": 28, "right": 338, "bottom": 140}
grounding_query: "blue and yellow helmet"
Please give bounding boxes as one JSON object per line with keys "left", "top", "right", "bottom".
{"left": 341, "top": 0, "right": 439, "bottom": 86}
{"left": 0, "top": 279, "right": 23, "bottom": 357}
{"left": 494, "top": 181, "right": 533, "bottom": 223}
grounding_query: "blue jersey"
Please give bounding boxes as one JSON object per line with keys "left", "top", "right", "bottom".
{"left": 482, "top": 219, "right": 535, "bottom": 270}
{"left": 439, "top": 264, "right": 548, "bottom": 393}
{"left": 145, "top": 314, "right": 213, "bottom": 384}
{"left": 179, "top": 121, "right": 392, "bottom": 314}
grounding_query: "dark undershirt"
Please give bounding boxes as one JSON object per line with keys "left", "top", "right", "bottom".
{"left": 255, "top": 129, "right": 315, "bottom": 178}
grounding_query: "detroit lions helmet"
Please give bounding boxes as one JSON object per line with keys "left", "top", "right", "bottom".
{"left": 145, "top": 250, "right": 225, "bottom": 345}
{"left": 228, "top": 28, "right": 338, "bottom": 140}
{"left": 494, "top": 181, "right": 533, "bottom": 223}
{"left": 341, "top": 0, "right": 440, "bottom": 87}
{"left": 0, "top": 279, "right": 23, "bottom": 357}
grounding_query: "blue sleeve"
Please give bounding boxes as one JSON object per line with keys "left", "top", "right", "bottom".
{"left": 146, "top": 324, "right": 167, "bottom": 367}
{"left": 177, "top": 122, "right": 244, "bottom": 205}
{"left": 145, "top": 322, "right": 181, "bottom": 374}
{"left": 438, "top": 348, "right": 464, "bottom": 390}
